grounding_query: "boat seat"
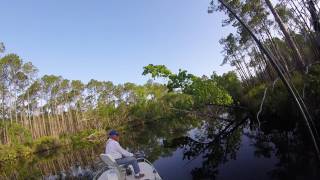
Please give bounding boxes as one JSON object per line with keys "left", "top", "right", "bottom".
{"left": 100, "top": 154, "right": 129, "bottom": 173}
{"left": 100, "top": 154, "right": 118, "bottom": 168}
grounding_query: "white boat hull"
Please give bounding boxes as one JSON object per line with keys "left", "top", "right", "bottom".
{"left": 94, "top": 154, "right": 162, "bottom": 180}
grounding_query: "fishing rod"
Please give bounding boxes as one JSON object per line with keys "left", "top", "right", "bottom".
{"left": 208, "top": 0, "right": 320, "bottom": 160}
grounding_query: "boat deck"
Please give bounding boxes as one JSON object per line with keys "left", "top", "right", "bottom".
{"left": 97, "top": 161, "right": 162, "bottom": 180}
{"left": 124, "top": 161, "right": 161, "bottom": 180}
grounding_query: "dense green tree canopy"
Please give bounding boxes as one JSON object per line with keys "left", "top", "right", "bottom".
{"left": 143, "top": 64, "right": 234, "bottom": 106}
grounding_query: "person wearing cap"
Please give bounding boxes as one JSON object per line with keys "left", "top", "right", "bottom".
{"left": 105, "top": 130, "right": 144, "bottom": 179}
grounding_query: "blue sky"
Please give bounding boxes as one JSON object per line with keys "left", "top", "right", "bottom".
{"left": 0, "top": 0, "right": 234, "bottom": 84}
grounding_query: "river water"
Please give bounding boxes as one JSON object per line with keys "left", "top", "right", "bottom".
{"left": 1, "top": 108, "right": 320, "bottom": 179}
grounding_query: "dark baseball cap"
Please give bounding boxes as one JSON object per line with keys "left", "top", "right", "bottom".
{"left": 108, "top": 130, "right": 119, "bottom": 136}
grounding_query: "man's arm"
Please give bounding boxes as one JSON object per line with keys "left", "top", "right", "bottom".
{"left": 116, "top": 142, "right": 133, "bottom": 157}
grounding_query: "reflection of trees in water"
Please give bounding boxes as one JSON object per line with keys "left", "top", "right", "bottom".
{"left": 0, "top": 144, "right": 104, "bottom": 179}
{"left": 0, "top": 111, "right": 200, "bottom": 179}
{"left": 164, "top": 110, "right": 248, "bottom": 179}
{"left": 121, "top": 113, "right": 202, "bottom": 162}
{"left": 120, "top": 109, "right": 320, "bottom": 180}
{"left": 40, "top": 147, "right": 103, "bottom": 179}
{"left": 245, "top": 115, "right": 320, "bottom": 180}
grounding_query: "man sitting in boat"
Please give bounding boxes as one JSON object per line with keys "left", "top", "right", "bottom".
{"left": 105, "top": 130, "right": 145, "bottom": 179}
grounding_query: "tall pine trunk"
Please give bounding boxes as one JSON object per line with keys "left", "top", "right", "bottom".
{"left": 308, "top": 0, "right": 320, "bottom": 50}
{"left": 265, "top": 0, "right": 306, "bottom": 71}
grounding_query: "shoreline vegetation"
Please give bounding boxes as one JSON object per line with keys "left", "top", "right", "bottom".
{"left": 0, "top": 52, "right": 236, "bottom": 162}
{"left": 1, "top": 60, "right": 320, "bottom": 163}
{"left": 0, "top": 54, "right": 235, "bottom": 162}
{"left": 1, "top": 46, "right": 320, "bottom": 163}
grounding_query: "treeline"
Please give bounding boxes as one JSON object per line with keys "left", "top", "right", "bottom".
{"left": 0, "top": 52, "right": 167, "bottom": 144}
{"left": 210, "top": 0, "right": 320, "bottom": 121}
{"left": 212, "top": 0, "right": 320, "bottom": 84}
{"left": 0, "top": 46, "right": 240, "bottom": 152}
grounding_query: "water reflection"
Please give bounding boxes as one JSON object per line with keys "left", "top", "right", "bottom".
{"left": 161, "top": 111, "right": 247, "bottom": 179}
{"left": 1, "top": 108, "right": 320, "bottom": 179}
{"left": 245, "top": 116, "right": 320, "bottom": 180}
{"left": 0, "top": 144, "right": 104, "bottom": 179}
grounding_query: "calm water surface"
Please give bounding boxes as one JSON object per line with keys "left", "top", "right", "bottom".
{"left": 1, "top": 109, "right": 319, "bottom": 180}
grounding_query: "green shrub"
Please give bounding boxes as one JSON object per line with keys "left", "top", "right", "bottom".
{"left": 69, "top": 129, "right": 100, "bottom": 148}
{"left": 0, "top": 145, "right": 17, "bottom": 161}
{"left": 305, "top": 64, "right": 320, "bottom": 117}
{"left": 15, "top": 144, "right": 33, "bottom": 158}
{"left": 242, "top": 74, "right": 302, "bottom": 120}
{"left": 33, "top": 136, "right": 61, "bottom": 153}
{"left": 162, "top": 93, "right": 194, "bottom": 110}
{"left": 213, "top": 71, "right": 243, "bottom": 103}
{"left": 0, "top": 122, "right": 32, "bottom": 146}
{"left": 8, "top": 123, "right": 32, "bottom": 146}
{"left": 85, "top": 130, "right": 105, "bottom": 142}
{"left": 185, "top": 78, "right": 233, "bottom": 106}
{"left": 242, "top": 83, "right": 267, "bottom": 112}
